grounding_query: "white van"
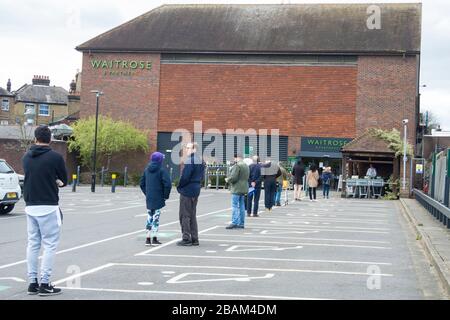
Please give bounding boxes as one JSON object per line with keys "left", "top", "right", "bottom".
{"left": 0, "top": 159, "right": 22, "bottom": 214}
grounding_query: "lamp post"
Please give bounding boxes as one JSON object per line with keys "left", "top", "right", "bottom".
{"left": 90, "top": 90, "right": 103, "bottom": 193}
{"left": 402, "top": 119, "right": 409, "bottom": 191}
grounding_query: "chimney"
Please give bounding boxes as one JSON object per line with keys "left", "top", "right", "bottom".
{"left": 6, "top": 79, "right": 11, "bottom": 92}
{"left": 32, "top": 75, "right": 50, "bottom": 86}
{"left": 69, "top": 79, "right": 76, "bottom": 94}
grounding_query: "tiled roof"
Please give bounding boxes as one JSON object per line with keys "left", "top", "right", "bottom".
{"left": 342, "top": 129, "right": 395, "bottom": 154}
{"left": 15, "top": 84, "right": 68, "bottom": 105}
{"left": 77, "top": 3, "right": 421, "bottom": 54}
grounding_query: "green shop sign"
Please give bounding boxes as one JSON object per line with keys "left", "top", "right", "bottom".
{"left": 301, "top": 137, "right": 352, "bottom": 154}
{"left": 90, "top": 59, "right": 152, "bottom": 77}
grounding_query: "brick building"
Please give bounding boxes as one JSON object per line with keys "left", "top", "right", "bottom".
{"left": 76, "top": 4, "right": 422, "bottom": 177}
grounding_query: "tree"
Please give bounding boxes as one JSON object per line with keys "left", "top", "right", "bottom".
{"left": 68, "top": 116, "right": 149, "bottom": 171}
{"left": 369, "top": 128, "right": 413, "bottom": 157}
{"left": 18, "top": 125, "right": 35, "bottom": 152}
{"left": 422, "top": 110, "right": 441, "bottom": 134}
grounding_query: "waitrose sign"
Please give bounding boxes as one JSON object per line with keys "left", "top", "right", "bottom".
{"left": 91, "top": 59, "right": 152, "bottom": 70}
{"left": 90, "top": 59, "right": 152, "bottom": 76}
{"left": 301, "top": 137, "right": 352, "bottom": 154}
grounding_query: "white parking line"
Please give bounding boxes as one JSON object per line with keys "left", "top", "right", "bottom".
{"left": 0, "top": 207, "right": 231, "bottom": 270}
{"left": 114, "top": 262, "right": 394, "bottom": 277}
{"left": 250, "top": 216, "right": 389, "bottom": 224}
{"left": 54, "top": 263, "right": 115, "bottom": 285}
{"left": 198, "top": 233, "right": 391, "bottom": 244}
{"left": 135, "top": 226, "right": 219, "bottom": 255}
{"left": 245, "top": 223, "right": 390, "bottom": 233}
{"left": 199, "top": 238, "right": 391, "bottom": 250}
{"left": 138, "top": 253, "right": 393, "bottom": 266}
{"left": 58, "top": 286, "right": 329, "bottom": 300}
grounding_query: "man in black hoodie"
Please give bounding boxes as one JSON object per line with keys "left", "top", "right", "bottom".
{"left": 22, "top": 126, "right": 67, "bottom": 296}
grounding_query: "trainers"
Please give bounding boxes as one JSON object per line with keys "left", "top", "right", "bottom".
{"left": 145, "top": 237, "right": 152, "bottom": 246}
{"left": 252, "top": 214, "right": 259, "bottom": 217}
{"left": 236, "top": 225, "right": 245, "bottom": 229}
{"left": 276, "top": 203, "right": 281, "bottom": 206}
{"left": 27, "top": 280, "right": 39, "bottom": 295}
{"left": 176, "top": 239, "right": 192, "bottom": 246}
{"left": 226, "top": 224, "right": 238, "bottom": 229}
{"left": 152, "top": 237, "right": 162, "bottom": 245}
{"left": 191, "top": 239, "right": 199, "bottom": 246}
{"left": 38, "top": 283, "right": 62, "bottom": 296}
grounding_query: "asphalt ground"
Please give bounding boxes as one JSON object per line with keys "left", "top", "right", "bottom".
{"left": 0, "top": 186, "right": 447, "bottom": 300}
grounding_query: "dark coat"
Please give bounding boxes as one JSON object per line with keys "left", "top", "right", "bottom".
{"left": 22, "top": 145, "right": 68, "bottom": 206}
{"left": 321, "top": 172, "right": 333, "bottom": 185}
{"left": 140, "top": 161, "right": 172, "bottom": 210}
{"left": 248, "top": 163, "right": 262, "bottom": 188}
{"left": 292, "top": 163, "right": 305, "bottom": 185}
{"left": 177, "top": 153, "right": 205, "bottom": 198}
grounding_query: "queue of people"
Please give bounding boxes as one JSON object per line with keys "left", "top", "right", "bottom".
{"left": 22, "top": 125, "right": 338, "bottom": 297}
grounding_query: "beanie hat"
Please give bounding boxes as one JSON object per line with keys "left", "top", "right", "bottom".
{"left": 150, "top": 152, "right": 165, "bottom": 163}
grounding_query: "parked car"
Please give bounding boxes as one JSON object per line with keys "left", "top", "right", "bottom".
{"left": 17, "top": 174, "right": 24, "bottom": 194}
{"left": 0, "top": 159, "right": 22, "bottom": 214}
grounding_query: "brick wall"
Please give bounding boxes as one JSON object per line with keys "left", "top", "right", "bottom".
{"left": 0, "top": 139, "right": 74, "bottom": 175}
{"left": 80, "top": 52, "right": 161, "bottom": 154}
{"left": 158, "top": 64, "right": 357, "bottom": 138}
{"left": 356, "top": 56, "right": 418, "bottom": 144}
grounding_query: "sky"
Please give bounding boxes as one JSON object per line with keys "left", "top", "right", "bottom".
{"left": 0, "top": 0, "right": 448, "bottom": 130}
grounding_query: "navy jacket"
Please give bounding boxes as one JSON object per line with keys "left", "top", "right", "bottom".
{"left": 321, "top": 172, "right": 333, "bottom": 185}
{"left": 177, "top": 153, "right": 205, "bottom": 198}
{"left": 248, "top": 163, "right": 262, "bottom": 188}
{"left": 22, "top": 145, "right": 68, "bottom": 206}
{"left": 140, "top": 161, "right": 172, "bottom": 210}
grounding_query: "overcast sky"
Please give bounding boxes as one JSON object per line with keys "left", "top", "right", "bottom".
{"left": 0, "top": 0, "right": 448, "bottom": 130}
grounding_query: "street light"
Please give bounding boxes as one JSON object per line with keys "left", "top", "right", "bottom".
{"left": 402, "top": 119, "right": 408, "bottom": 190}
{"left": 90, "top": 90, "right": 103, "bottom": 192}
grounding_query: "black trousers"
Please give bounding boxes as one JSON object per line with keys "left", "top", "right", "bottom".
{"left": 179, "top": 194, "right": 199, "bottom": 242}
{"left": 264, "top": 179, "right": 277, "bottom": 209}
{"left": 247, "top": 187, "right": 261, "bottom": 215}
{"left": 309, "top": 187, "right": 317, "bottom": 200}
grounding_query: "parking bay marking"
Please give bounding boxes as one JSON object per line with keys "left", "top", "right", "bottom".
{"left": 204, "top": 231, "right": 390, "bottom": 244}
{"left": 0, "top": 207, "right": 231, "bottom": 270}
{"left": 166, "top": 272, "right": 275, "bottom": 284}
{"left": 200, "top": 238, "right": 391, "bottom": 250}
{"left": 225, "top": 245, "right": 303, "bottom": 252}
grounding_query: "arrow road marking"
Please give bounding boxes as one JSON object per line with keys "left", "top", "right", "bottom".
{"left": 166, "top": 272, "right": 274, "bottom": 284}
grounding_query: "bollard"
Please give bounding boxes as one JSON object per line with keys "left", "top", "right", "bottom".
{"left": 72, "top": 174, "right": 77, "bottom": 192}
{"left": 216, "top": 169, "right": 220, "bottom": 190}
{"left": 204, "top": 166, "right": 208, "bottom": 189}
{"left": 124, "top": 166, "right": 128, "bottom": 187}
{"left": 76, "top": 166, "right": 81, "bottom": 186}
{"left": 111, "top": 174, "right": 117, "bottom": 193}
{"left": 101, "top": 167, "right": 105, "bottom": 187}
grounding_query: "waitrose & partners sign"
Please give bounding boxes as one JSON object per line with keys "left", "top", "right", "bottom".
{"left": 90, "top": 59, "right": 152, "bottom": 76}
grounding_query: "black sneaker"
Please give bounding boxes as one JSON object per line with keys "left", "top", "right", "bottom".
{"left": 176, "top": 239, "right": 192, "bottom": 246}
{"left": 226, "top": 224, "right": 238, "bottom": 229}
{"left": 27, "top": 280, "right": 39, "bottom": 295}
{"left": 145, "top": 237, "right": 152, "bottom": 246}
{"left": 191, "top": 239, "right": 199, "bottom": 246}
{"left": 38, "top": 283, "right": 62, "bottom": 296}
{"left": 237, "top": 225, "right": 245, "bottom": 229}
{"left": 152, "top": 237, "right": 162, "bottom": 245}
{"left": 252, "top": 214, "right": 259, "bottom": 217}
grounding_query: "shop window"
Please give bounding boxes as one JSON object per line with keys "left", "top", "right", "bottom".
{"left": 1, "top": 99, "right": 9, "bottom": 111}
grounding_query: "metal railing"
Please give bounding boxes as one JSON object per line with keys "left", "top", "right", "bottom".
{"left": 413, "top": 188, "right": 450, "bottom": 229}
